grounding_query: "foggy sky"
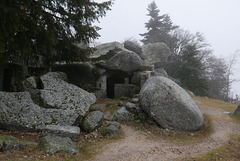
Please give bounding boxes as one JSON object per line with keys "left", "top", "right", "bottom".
{"left": 95, "top": 0, "right": 240, "bottom": 97}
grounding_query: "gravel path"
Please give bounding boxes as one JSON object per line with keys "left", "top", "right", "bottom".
{"left": 93, "top": 100, "right": 240, "bottom": 161}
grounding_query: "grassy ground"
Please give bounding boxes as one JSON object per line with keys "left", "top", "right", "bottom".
{"left": 197, "top": 96, "right": 237, "bottom": 113}
{"left": 197, "top": 96, "right": 240, "bottom": 123}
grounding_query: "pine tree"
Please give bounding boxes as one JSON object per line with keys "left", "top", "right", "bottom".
{"left": 140, "top": 1, "right": 162, "bottom": 44}
{"left": 0, "top": 0, "right": 112, "bottom": 67}
{"left": 140, "top": 1, "right": 178, "bottom": 45}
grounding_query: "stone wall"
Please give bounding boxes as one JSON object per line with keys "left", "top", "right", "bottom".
{"left": 95, "top": 75, "right": 107, "bottom": 98}
{"left": 114, "top": 84, "right": 140, "bottom": 98}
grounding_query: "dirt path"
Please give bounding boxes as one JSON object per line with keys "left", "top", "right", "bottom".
{"left": 93, "top": 101, "right": 240, "bottom": 161}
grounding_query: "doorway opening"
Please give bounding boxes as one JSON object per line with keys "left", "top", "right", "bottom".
{"left": 107, "top": 72, "right": 129, "bottom": 98}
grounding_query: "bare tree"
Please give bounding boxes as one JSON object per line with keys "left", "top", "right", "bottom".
{"left": 224, "top": 50, "right": 240, "bottom": 101}
{"left": 205, "top": 56, "right": 228, "bottom": 100}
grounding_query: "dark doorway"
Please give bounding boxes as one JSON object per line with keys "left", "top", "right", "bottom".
{"left": 3, "top": 68, "right": 14, "bottom": 91}
{"left": 107, "top": 72, "right": 128, "bottom": 98}
{"left": 2, "top": 64, "right": 24, "bottom": 91}
{"left": 0, "top": 68, "right": 4, "bottom": 91}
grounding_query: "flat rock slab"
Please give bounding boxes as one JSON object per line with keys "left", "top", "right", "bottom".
{"left": 39, "top": 135, "right": 79, "bottom": 154}
{"left": 0, "top": 72, "right": 96, "bottom": 131}
{"left": 41, "top": 125, "right": 80, "bottom": 142}
{"left": 40, "top": 72, "right": 96, "bottom": 115}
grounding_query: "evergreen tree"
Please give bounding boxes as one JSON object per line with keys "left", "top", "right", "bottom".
{"left": 140, "top": 1, "right": 178, "bottom": 45}
{"left": 0, "top": 0, "right": 112, "bottom": 67}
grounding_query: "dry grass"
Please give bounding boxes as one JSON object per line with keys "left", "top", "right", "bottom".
{"left": 196, "top": 96, "right": 240, "bottom": 123}
{"left": 197, "top": 96, "right": 237, "bottom": 113}
{"left": 191, "top": 97, "right": 240, "bottom": 160}
{"left": 0, "top": 125, "right": 124, "bottom": 161}
{"left": 194, "top": 134, "right": 240, "bottom": 161}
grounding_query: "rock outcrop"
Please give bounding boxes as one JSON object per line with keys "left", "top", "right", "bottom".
{"left": 40, "top": 72, "right": 96, "bottom": 116}
{"left": 0, "top": 92, "right": 45, "bottom": 131}
{"left": 139, "top": 76, "right": 204, "bottom": 131}
{"left": 0, "top": 72, "right": 96, "bottom": 131}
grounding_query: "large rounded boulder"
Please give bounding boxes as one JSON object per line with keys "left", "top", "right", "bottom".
{"left": 139, "top": 76, "right": 204, "bottom": 131}
{"left": 124, "top": 40, "right": 146, "bottom": 60}
{"left": 98, "top": 50, "right": 143, "bottom": 72}
{"left": 90, "top": 41, "right": 125, "bottom": 60}
{"left": 142, "top": 42, "right": 172, "bottom": 67}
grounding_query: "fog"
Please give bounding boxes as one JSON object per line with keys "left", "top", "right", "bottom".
{"left": 95, "top": 0, "right": 240, "bottom": 97}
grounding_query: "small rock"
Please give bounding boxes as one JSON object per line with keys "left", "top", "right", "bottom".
{"left": 108, "top": 121, "right": 121, "bottom": 129}
{"left": 39, "top": 135, "right": 78, "bottom": 154}
{"left": 0, "top": 135, "right": 24, "bottom": 152}
{"left": 89, "top": 104, "right": 105, "bottom": 112}
{"left": 81, "top": 111, "right": 104, "bottom": 132}
{"left": 112, "top": 107, "right": 135, "bottom": 121}
{"left": 118, "top": 101, "right": 125, "bottom": 106}
{"left": 102, "top": 121, "right": 121, "bottom": 138}
{"left": 125, "top": 102, "right": 137, "bottom": 113}
{"left": 223, "top": 111, "right": 232, "bottom": 116}
{"left": 131, "top": 98, "right": 139, "bottom": 103}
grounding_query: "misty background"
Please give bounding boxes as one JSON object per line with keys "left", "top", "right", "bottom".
{"left": 95, "top": 0, "right": 240, "bottom": 98}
